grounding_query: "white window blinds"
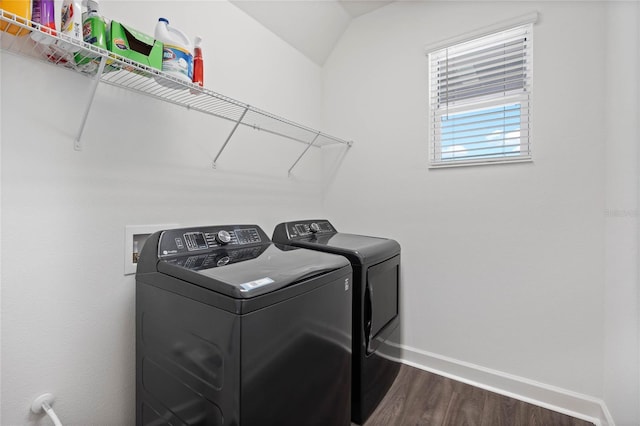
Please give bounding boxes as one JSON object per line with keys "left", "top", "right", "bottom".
{"left": 428, "top": 23, "right": 533, "bottom": 167}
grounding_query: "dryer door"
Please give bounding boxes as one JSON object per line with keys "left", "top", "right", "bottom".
{"left": 364, "top": 255, "right": 400, "bottom": 354}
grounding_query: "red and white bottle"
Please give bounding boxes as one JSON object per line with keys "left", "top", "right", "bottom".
{"left": 192, "top": 36, "right": 204, "bottom": 90}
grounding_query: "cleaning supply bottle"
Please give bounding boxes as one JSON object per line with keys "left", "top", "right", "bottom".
{"left": 74, "top": 0, "right": 106, "bottom": 68}
{"left": 82, "top": 0, "right": 106, "bottom": 48}
{"left": 154, "top": 18, "right": 193, "bottom": 87}
{"left": 58, "top": 0, "right": 83, "bottom": 52}
{"left": 30, "top": 0, "right": 56, "bottom": 44}
{"left": 0, "top": 0, "right": 32, "bottom": 36}
{"left": 191, "top": 36, "right": 203, "bottom": 92}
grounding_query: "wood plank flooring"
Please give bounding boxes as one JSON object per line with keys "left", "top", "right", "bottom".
{"left": 356, "top": 364, "right": 594, "bottom": 426}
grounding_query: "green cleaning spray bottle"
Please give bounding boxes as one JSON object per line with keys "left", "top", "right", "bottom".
{"left": 75, "top": 0, "right": 106, "bottom": 71}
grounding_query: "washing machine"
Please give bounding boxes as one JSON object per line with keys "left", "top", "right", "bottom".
{"left": 135, "top": 224, "right": 353, "bottom": 426}
{"left": 272, "top": 219, "right": 401, "bottom": 424}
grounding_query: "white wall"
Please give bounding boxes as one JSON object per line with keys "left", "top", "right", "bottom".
{"left": 0, "top": 1, "right": 329, "bottom": 424}
{"left": 3, "top": 1, "right": 639, "bottom": 425}
{"left": 603, "top": 2, "right": 640, "bottom": 424}
{"left": 323, "top": 1, "right": 637, "bottom": 425}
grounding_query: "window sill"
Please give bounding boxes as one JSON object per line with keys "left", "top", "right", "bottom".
{"left": 428, "top": 156, "right": 533, "bottom": 169}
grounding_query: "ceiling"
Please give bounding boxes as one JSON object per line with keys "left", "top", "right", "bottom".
{"left": 338, "top": 0, "right": 394, "bottom": 18}
{"left": 230, "top": 1, "right": 394, "bottom": 66}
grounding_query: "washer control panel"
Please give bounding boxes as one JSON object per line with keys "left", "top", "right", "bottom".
{"left": 280, "top": 220, "right": 336, "bottom": 240}
{"left": 158, "top": 225, "right": 267, "bottom": 258}
{"left": 165, "top": 244, "right": 269, "bottom": 271}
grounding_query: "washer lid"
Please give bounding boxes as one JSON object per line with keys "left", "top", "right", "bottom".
{"left": 157, "top": 244, "right": 350, "bottom": 298}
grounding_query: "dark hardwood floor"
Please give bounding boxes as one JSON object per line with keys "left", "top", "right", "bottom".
{"left": 356, "top": 364, "right": 594, "bottom": 426}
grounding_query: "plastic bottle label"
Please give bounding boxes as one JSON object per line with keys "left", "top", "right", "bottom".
{"left": 162, "top": 44, "right": 193, "bottom": 80}
{"left": 32, "top": 1, "right": 41, "bottom": 23}
{"left": 82, "top": 17, "right": 106, "bottom": 47}
{"left": 60, "top": 3, "right": 81, "bottom": 39}
{"left": 83, "top": 20, "right": 97, "bottom": 44}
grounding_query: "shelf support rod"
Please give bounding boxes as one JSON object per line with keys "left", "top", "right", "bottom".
{"left": 213, "top": 106, "right": 249, "bottom": 168}
{"left": 288, "top": 132, "right": 321, "bottom": 176}
{"left": 74, "top": 56, "right": 107, "bottom": 151}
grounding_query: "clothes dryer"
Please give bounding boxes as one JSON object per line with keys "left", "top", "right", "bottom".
{"left": 136, "top": 224, "right": 353, "bottom": 426}
{"left": 272, "top": 220, "right": 401, "bottom": 424}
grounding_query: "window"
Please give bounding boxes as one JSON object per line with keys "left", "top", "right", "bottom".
{"left": 427, "top": 22, "right": 533, "bottom": 167}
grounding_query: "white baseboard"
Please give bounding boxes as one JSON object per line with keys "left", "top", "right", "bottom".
{"left": 379, "top": 342, "right": 615, "bottom": 426}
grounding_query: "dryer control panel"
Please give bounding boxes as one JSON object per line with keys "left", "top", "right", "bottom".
{"left": 157, "top": 225, "right": 268, "bottom": 258}
{"left": 274, "top": 219, "right": 336, "bottom": 241}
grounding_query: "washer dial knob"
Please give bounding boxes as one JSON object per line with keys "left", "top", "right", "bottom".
{"left": 309, "top": 223, "right": 320, "bottom": 233}
{"left": 216, "top": 230, "right": 231, "bottom": 245}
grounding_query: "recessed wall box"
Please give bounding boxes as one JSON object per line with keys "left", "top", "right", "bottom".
{"left": 124, "top": 224, "right": 177, "bottom": 275}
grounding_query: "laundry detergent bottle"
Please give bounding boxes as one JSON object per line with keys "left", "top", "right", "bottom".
{"left": 0, "top": 0, "right": 32, "bottom": 36}
{"left": 154, "top": 18, "right": 193, "bottom": 87}
{"left": 58, "top": 0, "right": 83, "bottom": 52}
{"left": 30, "top": 0, "right": 56, "bottom": 43}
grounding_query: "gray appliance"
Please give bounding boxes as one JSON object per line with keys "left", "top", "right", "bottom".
{"left": 136, "top": 224, "right": 353, "bottom": 425}
{"left": 272, "top": 219, "right": 401, "bottom": 424}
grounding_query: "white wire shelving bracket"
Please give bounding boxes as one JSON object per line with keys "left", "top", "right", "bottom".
{"left": 0, "top": 9, "right": 353, "bottom": 171}
{"left": 75, "top": 56, "right": 107, "bottom": 150}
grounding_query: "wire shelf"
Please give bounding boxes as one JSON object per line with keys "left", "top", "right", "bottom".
{"left": 0, "top": 9, "right": 352, "bottom": 171}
